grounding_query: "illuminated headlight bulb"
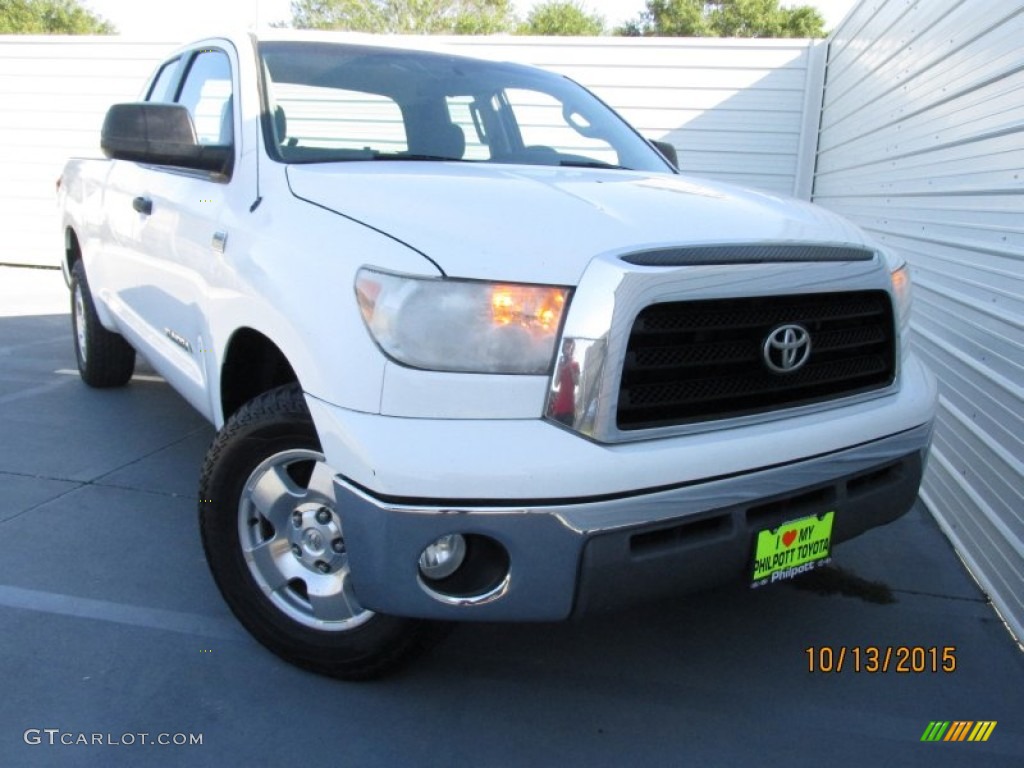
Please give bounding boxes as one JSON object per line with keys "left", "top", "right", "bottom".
{"left": 418, "top": 534, "right": 467, "bottom": 581}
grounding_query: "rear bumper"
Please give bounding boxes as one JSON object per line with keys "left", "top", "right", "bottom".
{"left": 335, "top": 420, "right": 933, "bottom": 621}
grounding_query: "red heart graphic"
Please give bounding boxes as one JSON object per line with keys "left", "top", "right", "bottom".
{"left": 782, "top": 530, "right": 797, "bottom": 548}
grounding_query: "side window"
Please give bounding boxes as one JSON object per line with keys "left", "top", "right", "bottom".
{"left": 267, "top": 82, "right": 408, "bottom": 156}
{"left": 146, "top": 58, "right": 180, "bottom": 103}
{"left": 177, "top": 50, "right": 233, "bottom": 146}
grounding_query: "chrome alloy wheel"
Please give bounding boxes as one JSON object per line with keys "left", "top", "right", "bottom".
{"left": 238, "top": 448, "right": 373, "bottom": 630}
{"left": 74, "top": 282, "right": 88, "bottom": 364}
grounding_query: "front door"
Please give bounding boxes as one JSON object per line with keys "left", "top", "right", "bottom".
{"left": 114, "top": 47, "right": 237, "bottom": 413}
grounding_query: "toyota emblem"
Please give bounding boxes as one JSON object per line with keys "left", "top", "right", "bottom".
{"left": 763, "top": 324, "right": 811, "bottom": 373}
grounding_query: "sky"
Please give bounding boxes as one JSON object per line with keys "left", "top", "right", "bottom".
{"left": 83, "top": 0, "right": 858, "bottom": 38}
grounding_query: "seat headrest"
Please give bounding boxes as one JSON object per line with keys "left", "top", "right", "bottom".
{"left": 412, "top": 121, "right": 465, "bottom": 159}
{"left": 218, "top": 96, "right": 233, "bottom": 145}
{"left": 273, "top": 105, "right": 287, "bottom": 143}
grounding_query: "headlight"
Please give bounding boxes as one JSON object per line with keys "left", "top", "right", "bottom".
{"left": 355, "top": 269, "right": 570, "bottom": 374}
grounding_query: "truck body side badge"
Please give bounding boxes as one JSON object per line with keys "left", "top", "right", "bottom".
{"left": 165, "top": 328, "right": 192, "bottom": 353}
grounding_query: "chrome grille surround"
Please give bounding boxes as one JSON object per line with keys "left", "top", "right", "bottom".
{"left": 545, "top": 243, "right": 902, "bottom": 444}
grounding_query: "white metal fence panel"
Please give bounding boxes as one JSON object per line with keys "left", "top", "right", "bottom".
{"left": 0, "top": 37, "right": 177, "bottom": 268}
{"left": 0, "top": 34, "right": 823, "bottom": 268}
{"left": 813, "top": 0, "right": 1024, "bottom": 642}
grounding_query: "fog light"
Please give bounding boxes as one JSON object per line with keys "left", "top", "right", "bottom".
{"left": 418, "top": 534, "right": 467, "bottom": 581}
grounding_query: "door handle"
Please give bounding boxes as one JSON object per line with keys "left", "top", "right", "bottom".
{"left": 132, "top": 196, "right": 153, "bottom": 215}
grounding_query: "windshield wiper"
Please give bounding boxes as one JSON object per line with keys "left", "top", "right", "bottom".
{"left": 372, "top": 153, "right": 471, "bottom": 162}
{"left": 558, "top": 159, "right": 630, "bottom": 170}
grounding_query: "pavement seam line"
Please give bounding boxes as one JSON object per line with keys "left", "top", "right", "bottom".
{"left": 89, "top": 479, "right": 198, "bottom": 499}
{"left": 0, "top": 456, "right": 201, "bottom": 525}
{"left": 0, "top": 477, "right": 87, "bottom": 525}
{"left": 0, "top": 468, "right": 196, "bottom": 497}
{"left": 89, "top": 425, "right": 210, "bottom": 487}
{"left": 0, "top": 470, "right": 196, "bottom": 508}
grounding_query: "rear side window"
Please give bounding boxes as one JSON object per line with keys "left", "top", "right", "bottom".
{"left": 177, "top": 50, "right": 234, "bottom": 146}
{"left": 268, "top": 83, "right": 408, "bottom": 157}
{"left": 146, "top": 58, "right": 180, "bottom": 103}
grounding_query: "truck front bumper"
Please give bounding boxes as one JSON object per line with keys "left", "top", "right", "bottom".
{"left": 332, "top": 420, "right": 933, "bottom": 621}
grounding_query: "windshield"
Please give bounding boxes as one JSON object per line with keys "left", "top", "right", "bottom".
{"left": 258, "top": 41, "right": 672, "bottom": 172}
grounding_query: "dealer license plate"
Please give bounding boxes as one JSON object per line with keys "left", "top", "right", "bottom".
{"left": 751, "top": 511, "right": 834, "bottom": 588}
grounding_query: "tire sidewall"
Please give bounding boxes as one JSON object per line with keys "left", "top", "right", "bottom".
{"left": 199, "top": 387, "right": 423, "bottom": 677}
{"left": 70, "top": 263, "right": 89, "bottom": 371}
{"left": 69, "top": 260, "right": 135, "bottom": 387}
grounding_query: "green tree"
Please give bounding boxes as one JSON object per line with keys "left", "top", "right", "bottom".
{"left": 620, "top": 0, "right": 826, "bottom": 38}
{"left": 0, "top": 0, "right": 116, "bottom": 34}
{"left": 517, "top": 1, "right": 604, "bottom": 36}
{"left": 290, "top": 0, "right": 516, "bottom": 34}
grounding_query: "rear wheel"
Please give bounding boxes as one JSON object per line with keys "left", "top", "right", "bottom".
{"left": 199, "top": 384, "right": 442, "bottom": 680}
{"left": 70, "top": 260, "right": 135, "bottom": 387}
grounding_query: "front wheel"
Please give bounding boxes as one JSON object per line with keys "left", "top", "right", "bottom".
{"left": 199, "top": 384, "right": 442, "bottom": 679}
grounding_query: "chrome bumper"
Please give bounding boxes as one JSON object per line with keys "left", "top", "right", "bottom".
{"left": 335, "top": 420, "right": 933, "bottom": 621}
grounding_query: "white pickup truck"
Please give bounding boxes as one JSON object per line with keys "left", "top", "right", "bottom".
{"left": 59, "top": 32, "right": 937, "bottom": 679}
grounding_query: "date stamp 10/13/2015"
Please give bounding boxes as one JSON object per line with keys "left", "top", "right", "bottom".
{"left": 805, "top": 645, "right": 957, "bottom": 674}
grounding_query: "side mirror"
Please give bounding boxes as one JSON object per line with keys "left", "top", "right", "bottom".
{"left": 650, "top": 139, "right": 678, "bottom": 169}
{"left": 101, "top": 103, "right": 232, "bottom": 176}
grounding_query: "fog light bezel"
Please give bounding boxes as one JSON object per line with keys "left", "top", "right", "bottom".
{"left": 416, "top": 534, "right": 511, "bottom": 606}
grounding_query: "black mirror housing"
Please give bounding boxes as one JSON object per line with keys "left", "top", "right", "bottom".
{"left": 101, "top": 103, "right": 232, "bottom": 176}
{"left": 650, "top": 139, "right": 678, "bottom": 169}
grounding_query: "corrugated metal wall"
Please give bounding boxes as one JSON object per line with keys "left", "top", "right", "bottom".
{"left": 813, "top": 0, "right": 1024, "bottom": 641}
{"left": 0, "top": 34, "right": 824, "bottom": 268}
{"left": 0, "top": 37, "right": 177, "bottom": 268}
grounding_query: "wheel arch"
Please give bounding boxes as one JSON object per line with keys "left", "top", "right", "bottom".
{"left": 220, "top": 327, "right": 300, "bottom": 424}
{"left": 63, "top": 226, "right": 82, "bottom": 287}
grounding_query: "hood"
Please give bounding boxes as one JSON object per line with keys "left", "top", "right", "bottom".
{"left": 286, "top": 163, "right": 870, "bottom": 285}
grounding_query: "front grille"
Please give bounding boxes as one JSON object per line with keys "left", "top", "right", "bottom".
{"left": 617, "top": 291, "right": 896, "bottom": 430}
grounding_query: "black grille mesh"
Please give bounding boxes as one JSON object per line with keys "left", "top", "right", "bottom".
{"left": 617, "top": 291, "right": 896, "bottom": 430}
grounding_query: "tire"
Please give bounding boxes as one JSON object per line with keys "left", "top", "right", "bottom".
{"left": 70, "top": 260, "right": 135, "bottom": 387}
{"left": 199, "top": 384, "right": 443, "bottom": 680}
